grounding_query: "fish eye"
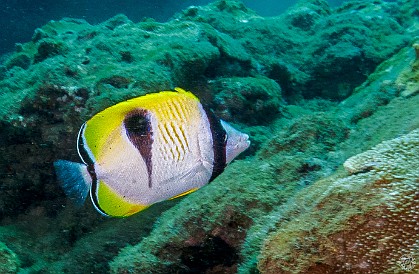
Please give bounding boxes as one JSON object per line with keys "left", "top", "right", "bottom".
{"left": 124, "top": 112, "right": 149, "bottom": 135}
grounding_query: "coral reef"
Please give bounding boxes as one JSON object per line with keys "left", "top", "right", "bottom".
{"left": 0, "top": 0, "right": 418, "bottom": 273}
{"left": 110, "top": 31, "right": 419, "bottom": 273}
{"left": 177, "top": 0, "right": 410, "bottom": 101}
{"left": 109, "top": 110, "right": 351, "bottom": 273}
{"left": 258, "top": 129, "right": 419, "bottom": 273}
{"left": 208, "top": 76, "right": 283, "bottom": 124}
{"left": 0, "top": 0, "right": 414, "bottom": 222}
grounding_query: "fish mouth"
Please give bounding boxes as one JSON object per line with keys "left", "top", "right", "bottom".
{"left": 242, "top": 134, "right": 251, "bottom": 149}
{"left": 233, "top": 134, "right": 250, "bottom": 151}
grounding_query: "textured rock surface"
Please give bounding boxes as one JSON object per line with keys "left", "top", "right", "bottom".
{"left": 0, "top": 242, "right": 20, "bottom": 274}
{"left": 208, "top": 76, "right": 283, "bottom": 124}
{"left": 177, "top": 0, "right": 410, "bottom": 101}
{"left": 0, "top": 0, "right": 414, "bottom": 221}
{"left": 110, "top": 38, "right": 419, "bottom": 274}
{"left": 258, "top": 129, "right": 419, "bottom": 273}
{"left": 109, "top": 110, "right": 351, "bottom": 273}
{"left": 0, "top": 0, "right": 418, "bottom": 273}
{"left": 240, "top": 39, "right": 419, "bottom": 274}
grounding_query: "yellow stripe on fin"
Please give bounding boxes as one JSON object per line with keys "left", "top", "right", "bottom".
{"left": 169, "top": 187, "right": 199, "bottom": 200}
{"left": 97, "top": 181, "right": 149, "bottom": 217}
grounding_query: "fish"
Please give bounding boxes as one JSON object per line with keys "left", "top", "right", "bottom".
{"left": 54, "top": 88, "right": 250, "bottom": 217}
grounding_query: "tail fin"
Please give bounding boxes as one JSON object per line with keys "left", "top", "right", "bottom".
{"left": 53, "top": 160, "right": 92, "bottom": 206}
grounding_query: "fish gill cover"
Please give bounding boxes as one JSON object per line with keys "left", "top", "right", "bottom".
{"left": 0, "top": 0, "right": 418, "bottom": 273}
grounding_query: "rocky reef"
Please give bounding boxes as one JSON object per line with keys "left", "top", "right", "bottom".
{"left": 0, "top": 0, "right": 418, "bottom": 273}
{"left": 259, "top": 129, "right": 419, "bottom": 273}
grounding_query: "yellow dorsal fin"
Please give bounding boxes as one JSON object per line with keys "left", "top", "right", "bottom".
{"left": 83, "top": 89, "right": 199, "bottom": 161}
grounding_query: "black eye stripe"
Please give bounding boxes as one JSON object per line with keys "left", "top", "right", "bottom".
{"left": 77, "top": 123, "right": 94, "bottom": 166}
{"left": 77, "top": 122, "right": 99, "bottom": 211}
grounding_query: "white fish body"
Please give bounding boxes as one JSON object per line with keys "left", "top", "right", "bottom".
{"left": 54, "top": 88, "right": 250, "bottom": 217}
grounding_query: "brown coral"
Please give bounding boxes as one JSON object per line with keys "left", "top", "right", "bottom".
{"left": 258, "top": 129, "right": 419, "bottom": 273}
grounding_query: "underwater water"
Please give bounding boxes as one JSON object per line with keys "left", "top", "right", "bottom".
{"left": 0, "top": 0, "right": 418, "bottom": 273}
{"left": 0, "top": 0, "right": 354, "bottom": 55}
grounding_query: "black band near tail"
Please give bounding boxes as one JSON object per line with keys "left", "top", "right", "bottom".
{"left": 203, "top": 106, "right": 227, "bottom": 182}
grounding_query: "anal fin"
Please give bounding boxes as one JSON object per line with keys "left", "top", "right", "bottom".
{"left": 169, "top": 188, "right": 198, "bottom": 200}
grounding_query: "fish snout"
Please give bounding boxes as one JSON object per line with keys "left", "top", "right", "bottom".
{"left": 241, "top": 133, "right": 250, "bottom": 149}
{"left": 234, "top": 133, "right": 250, "bottom": 151}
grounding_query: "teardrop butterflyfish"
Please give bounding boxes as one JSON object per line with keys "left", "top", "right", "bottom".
{"left": 54, "top": 88, "right": 250, "bottom": 217}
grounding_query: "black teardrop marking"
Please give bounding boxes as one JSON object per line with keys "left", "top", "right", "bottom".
{"left": 124, "top": 109, "right": 154, "bottom": 188}
{"left": 203, "top": 106, "right": 227, "bottom": 182}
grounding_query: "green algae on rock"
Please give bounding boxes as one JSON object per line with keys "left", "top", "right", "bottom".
{"left": 239, "top": 41, "right": 419, "bottom": 273}
{"left": 0, "top": 0, "right": 418, "bottom": 273}
{"left": 177, "top": 0, "right": 411, "bottom": 101}
{"left": 108, "top": 106, "right": 353, "bottom": 273}
{"left": 208, "top": 76, "right": 283, "bottom": 124}
{"left": 109, "top": 158, "right": 276, "bottom": 273}
{"left": 0, "top": 242, "right": 20, "bottom": 274}
{"left": 0, "top": 0, "right": 414, "bottom": 221}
